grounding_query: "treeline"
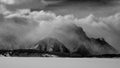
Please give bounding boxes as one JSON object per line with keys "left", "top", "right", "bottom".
{"left": 0, "top": 49, "right": 70, "bottom": 57}
{"left": 0, "top": 49, "right": 120, "bottom": 58}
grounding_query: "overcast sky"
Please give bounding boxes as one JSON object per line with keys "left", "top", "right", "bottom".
{"left": 0, "top": 0, "right": 120, "bottom": 52}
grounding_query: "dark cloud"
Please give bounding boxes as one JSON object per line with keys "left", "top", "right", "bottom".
{"left": 66, "top": 0, "right": 112, "bottom": 2}
{"left": 64, "top": 0, "right": 114, "bottom": 5}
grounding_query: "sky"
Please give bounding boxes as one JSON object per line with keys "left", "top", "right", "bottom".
{"left": 0, "top": 0, "right": 120, "bottom": 52}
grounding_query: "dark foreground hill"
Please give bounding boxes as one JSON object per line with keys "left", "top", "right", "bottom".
{"left": 0, "top": 49, "right": 120, "bottom": 58}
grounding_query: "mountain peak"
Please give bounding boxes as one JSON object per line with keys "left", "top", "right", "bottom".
{"left": 33, "top": 37, "right": 69, "bottom": 53}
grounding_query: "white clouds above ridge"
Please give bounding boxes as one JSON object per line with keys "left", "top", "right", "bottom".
{"left": 0, "top": 7, "right": 120, "bottom": 52}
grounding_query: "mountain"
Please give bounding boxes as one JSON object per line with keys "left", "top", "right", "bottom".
{"left": 33, "top": 38, "right": 69, "bottom": 53}
{"left": 32, "top": 24, "right": 118, "bottom": 56}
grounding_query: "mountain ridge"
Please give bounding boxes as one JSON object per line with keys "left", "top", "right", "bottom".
{"left": 32, "top": 25, "right": 118, "bottom": 56}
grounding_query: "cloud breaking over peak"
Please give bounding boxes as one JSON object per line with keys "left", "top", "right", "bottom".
{"left": 0, "top": 8, "right": 120, "bottom": 52}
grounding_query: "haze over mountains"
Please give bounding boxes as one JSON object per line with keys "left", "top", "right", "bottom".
{"left": 0, "top": 0, "right": 120, "bottom": 56}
